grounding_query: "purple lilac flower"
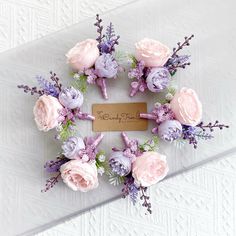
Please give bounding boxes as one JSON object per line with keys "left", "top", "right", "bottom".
{"left": 62, "top": 136, "right": 85, "bottom": 159}
{"left": 59, "top": 87, "right": 84, "bottom": 109}
{"left": 128, "top": 60, "right": 145, "bottom": 80}
{"left": 152, "top": 104, "right": 175, "bottom": 124}
{"left": 146, "top": 67, "right": 171, "bottom": 92}
{"left": 109, "top": 151, "right": 132, "bottom": 176}
{"left": 36, "top": 75, "right": 59, "bottom": 97}
{"left": 158, "top": 120, "right": 182, "bottom": 142}
{"left": 95, "top": 53, "right": 118, "bottom": 78}
{"left": 84, "top": 69, "right": 97, "bottom": 84}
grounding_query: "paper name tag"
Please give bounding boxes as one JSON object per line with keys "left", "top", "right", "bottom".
{"left": 92, "top": 103, "right": 148, "bottom": 132}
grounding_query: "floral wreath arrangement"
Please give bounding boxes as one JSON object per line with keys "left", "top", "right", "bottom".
{"left": 17, "top": 15, "right": 229, "bottom": 214}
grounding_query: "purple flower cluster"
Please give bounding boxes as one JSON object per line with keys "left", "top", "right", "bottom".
{"left": 94, "top": 15, "right": 120, "bottom": 54}
{"left": 122, "top": 177, "right": 139, "bottom": 205}
{"left": 36, "top": 75, "right": 59, "bottom": 97}
{"left": 44, "top": 156, "right": 68, "bottom": 173}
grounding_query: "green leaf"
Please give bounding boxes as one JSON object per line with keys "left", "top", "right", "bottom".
{"left": 71, "top": 74, "right": 88, "bottom": 93}
{"left": 173, "top": 139, "right": 187, "bottom": 149}
{"left": 139, "top": 136, "right": 159, "bottom": 152}
{"left": 128, "top": 54, "right": 137, "bottom": 68}
{"left": 167, "top": 86, "right": 176, "bottom": 96}
{"left": 114, "top": 50, "right": 129, "bottom": 64}
{"left": 95, "top": 152, "right": 112, "bottom": 175}
{"left": 108, "top": 172, "right": 125, "bottom": 186}
{"left": 58, "top": 120, "right": 76, "bottom": 141}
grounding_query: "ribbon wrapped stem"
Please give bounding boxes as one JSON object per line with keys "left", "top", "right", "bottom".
{"left": 140, "top": 113, "right": 156, "bottom": 120}
{"left": 91, "top": 133, "right": 104, "bottom": 149}
{"left": 121, "top": 132, "right": 131, "bottom": 148}
{"left": 96, "top": 78, "right": 108, "bottom": 99}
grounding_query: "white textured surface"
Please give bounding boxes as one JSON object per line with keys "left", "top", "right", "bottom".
{"left": 0, "top": 0, "right": 236, "bottom": 235}
{"left": 37, "top": 154, "right": 236, "bottom": 236}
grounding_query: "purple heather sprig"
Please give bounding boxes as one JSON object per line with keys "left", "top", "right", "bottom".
{"left": 122, "top": 176, "right": 139, "bottom": 205}
{"left": 94, "top": 15, "right": 120, "bottom": 54}
{"left": 182, "top": 125, "right": 198, "bottom": 148}
{"left": 121, "top": 176, "right": 152, "bottom": 214}
{"left": 44, "top": 155, "right": 69, "bottom": 173}
{"left": 18, "top": 71, "right": 63, "bottom": 97}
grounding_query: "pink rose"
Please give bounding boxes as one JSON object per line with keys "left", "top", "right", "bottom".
{"left": 132, "top": 151, "right": 168, "bottom": 187}
{"left": 66, "top": 39, "right": 100, "bottom": 72}
{"left": 33, "top": 95, "right": 63, "bottom": 132}
{"left": 60, "top": 160, "right": 99, "bottom": 192}
{"left": 170, "top": 87, "right": 202, "bottom": 126}
{"left": 135, "top": 38, "right": 171, "bottom": 67}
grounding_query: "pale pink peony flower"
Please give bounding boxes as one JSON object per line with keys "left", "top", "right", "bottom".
{"left": 33, "top": 95, "right": 63, "bottom": 132}
{"left": 170, "top": 87, "right": 202, "bottom": 126}
{"left": 66, "top": 39, "right": 100, "bottom": 72}
{"left": 132, "top": 151, "right": 168, "bottom": 187}
{"left": 135, "top": 38, "right": 171, "bottom": 67}
{"left": 60, "top": 160, "right": 99, "bottom": 192}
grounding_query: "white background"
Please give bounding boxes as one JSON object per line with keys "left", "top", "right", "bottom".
{"left": 0, "top": 0, "right": 235, "bottom": 235}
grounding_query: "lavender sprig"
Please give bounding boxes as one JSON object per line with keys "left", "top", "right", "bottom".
{"left": 139, "top": 186, "right": 152, "bottom": 214}
{"left": 94, "top": 14, "right": 105, "bottom": 46}
{"left": 36, "top": 75, "right": 59, "bottom": 97}
{"left": 182, "top": 125, "right": 198, "bottom": 148}
{"left": 197, "top": 120, "right": 229, "bottom": 132}
{"left": 49, "top": 71, "right": 62, "bottom": 92}
{"left": 102, "top": 22, "right": 120, "bottom": 53}
{"left": 44, "top": 155, "right": 68, "bottom": 173}
{"left": 41, "top": 172, "right": 61, "bottom": 192}
{"left": 17, "top": 84, "right": 44, "bottom": 96}
{"left": 195, "top": 131, "right": 214, "bottom": 140}
{"left": 122, "top": 177, "right": 139, "bottom": 205}
{"left": 166, "top": 55, "right": 191, "bottom": 75}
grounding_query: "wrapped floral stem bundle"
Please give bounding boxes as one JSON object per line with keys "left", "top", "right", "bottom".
{"left": 140, "top": 87, "right": 229, "bottom": 148}
{"left": 108, "top": 132, "right": 168, "bottom": 214}
{"left": 66, "top": 14, "right": 121, "bottom": 99}
{"left": 17, "top": 71, "right": 94, "bottom": 141}
{"left": 42, "top": 133, "right": 107, "bottom": 192}
{"left": 128, "top": 35, "right": 194, "bottom": 97}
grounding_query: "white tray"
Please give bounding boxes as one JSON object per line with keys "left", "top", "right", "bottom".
{"left": 0, "top": 0, "right": 235, "bottom": 235}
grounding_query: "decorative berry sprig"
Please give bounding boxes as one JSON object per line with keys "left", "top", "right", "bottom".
{"left": 41, "top": 172, "right": 61, "bottom": 192}
{"left": 171, "top": 34, "right": 194, "bottom": 58}
{"left": 49, "top": 71, "right": 62, "bottom": 92}
{"left": 139, "top": 186, "right": 152, "bottom": 214}
{"left": 17, "top": 84, "right": 44, "bottom": 96}
{"left": 94, "top": 14, "right": 105, "bottom": 46}
{"left": 197, "top": 120, "right": 229, "bottom": 132}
